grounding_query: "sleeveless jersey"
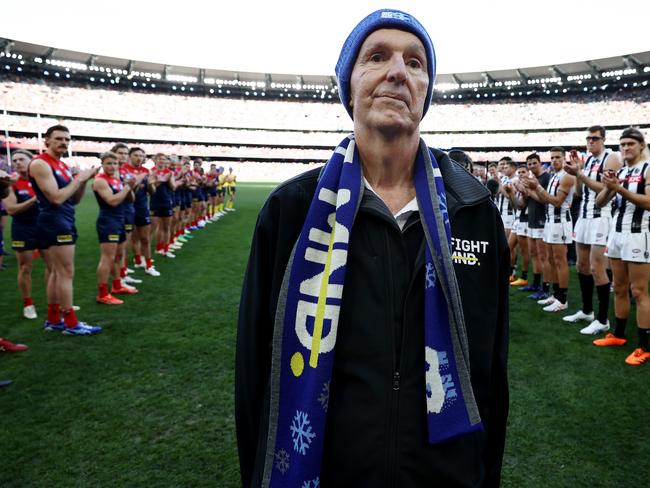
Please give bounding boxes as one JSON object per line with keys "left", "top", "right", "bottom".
{"left": 527, "top": 172, "right": 551, "bottom": 228}
{"left": 580, "top": 149, "right": 613, "bottom": 219}
{"left": 29, "top": 153, "right": 75, "bottom": 225}
{"left": 497, "top": 175, "right": 514, "bottom": 219}
{"left": 546, "top": 170, "right": 574, "bottom": 224}
{"left": 151, "top": 168, "right": 174, "bottom": 209}
{"left": 11, "top": 177, "right": 39, "bottom": 225}
{"left": 132, "top": 165, "right": 150, "bottom": 215}
{"left": 94, "top": 173, "right": 125, "bottom": 221}
{"left": 614, "top": 160, "right": 650, "bottom": 233}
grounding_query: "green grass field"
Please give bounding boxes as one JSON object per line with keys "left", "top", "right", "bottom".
{"left": 1, "top": 182, "right": 648, "bottom": 487}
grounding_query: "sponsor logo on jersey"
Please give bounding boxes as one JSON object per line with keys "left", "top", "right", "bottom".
{"left": 12, "top": 240, "right": 25, "bottom": 248}
{"left": 56, "top": 234, "right": 73, "bottom": 243}
{"left": 108, "top": 234, "right": 120, "bottom": 242}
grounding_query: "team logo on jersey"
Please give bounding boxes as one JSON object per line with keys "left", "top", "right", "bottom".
{"left": 451, "top": 238, "right": 489, "bottom": 266}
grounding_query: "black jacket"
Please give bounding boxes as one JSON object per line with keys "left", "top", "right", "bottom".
{"left": 236, "top": 149, "right": 510, "bottom": 488}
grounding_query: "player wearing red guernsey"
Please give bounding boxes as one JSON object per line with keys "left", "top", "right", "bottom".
{"left": 29, "top": 125, "right": 101, "bottom": 335}
{"left": 169, "top": 156, "right": 185, "bottom": 252}
{"left": 130, "top": 148, "right": 160, "bottom": 276}
{"left": 2, "top": 150, "right": 40, "bottom": 319}
{"left": 150, "top": 153, "right": 177, "bottom": 258}
{"left": 112, "top": 143, "right": 141, "bottom": 290}
{"left": 93, "top": 152, "right": 144, "bottom": 305}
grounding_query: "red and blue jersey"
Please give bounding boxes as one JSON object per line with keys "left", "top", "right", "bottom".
{"left": 11, "top": 177, "right": 39, "bottom": 225}
{"left": 29, "top": 153, "right": 76, "bottom": 226}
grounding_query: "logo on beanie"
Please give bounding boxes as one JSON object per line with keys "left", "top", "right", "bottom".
{"left": 381, "top": 11, "right": 410, "bottom": 21}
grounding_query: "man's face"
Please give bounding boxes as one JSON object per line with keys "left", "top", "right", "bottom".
{"left": 586, "top": 131, "right": 604, "bottom": 155}
{"left": 619, "top": 138, "right": 644, "bottom": 164}
{"left": 488, "top": 165, "right": 497, "bottom": 176}
{"left": 349, "top": 29, "right": 428, "bottom": 136}
{"left": 102, "top": 157, "right": 119, "bottom": 175}
{"left": 155, "top": 155, "right": 168, "bottom": 169}
{"left": 130, "top": 150, "right": 145, "bottom": 166}
{"left": 504, "top": 163, "right": 516, "bottom": 177}
{"left": 115, "top": 147, "right": 129, "bottom": 164}
{"left": 516, "top": 167, "right": 527, "bottom": 179}
{"left": 527, "top": 158, "right": 541, "bottom": 175}
{"left": 45, "top": 130, "right": 71, "bottom": 157}
{"left": 12, "top": 153, "right": 31, "bottom": 173}
{"left": 549, "top": 151, "right": 565, "bottom": 171}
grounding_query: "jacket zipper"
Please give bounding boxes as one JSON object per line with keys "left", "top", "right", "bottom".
{"left": 382, "top": 225, "right": 401, "bottom": 488}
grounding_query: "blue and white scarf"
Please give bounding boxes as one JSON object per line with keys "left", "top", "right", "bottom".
{"left": 263, "top": 135, "right": 482, "bottom": 487}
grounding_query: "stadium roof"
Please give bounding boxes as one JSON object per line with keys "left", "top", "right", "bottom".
{"left": 3, "top": 37, "right": 650, "bottom": 96}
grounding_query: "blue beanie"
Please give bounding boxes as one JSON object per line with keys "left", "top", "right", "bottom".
{"left": 335, "top": 9, "right": 436, "bottom": 119}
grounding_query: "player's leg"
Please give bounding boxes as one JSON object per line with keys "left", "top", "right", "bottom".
{"left": 626, "top": 261, "right": 650, "bottom": 365}
{"left": 16, "top": 250, "right": 36, "bottom": 319}
{"left": 96, "top": 242, "right": 123, "bottom": 304}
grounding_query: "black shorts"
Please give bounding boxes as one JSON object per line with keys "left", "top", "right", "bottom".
{"left": 229, "top": 186, "right": 236, "bottom": 195}
{"left": 11, "top": 222, "right": 39, "bottom": 251}
{"left": 151, "top": 207, "right": 173, "bottom": 218}
{"left": 207, "top": 188, "right": 217, "bottom": 197}
{"left": 135, "top": 214, "right": 151, "bottom": 227}
{"left": 38, "top": 224, "right": 78, "bottom": 249}
{"left": 97, "top": 227, "right": 126, "bottom": 244}
{"left": 216, "top": 189, "right": 225, "bottom": 197}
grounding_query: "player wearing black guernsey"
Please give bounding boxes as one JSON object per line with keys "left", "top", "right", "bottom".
{"left": 593, "top": 128, "right": 650, "bottom": 365}
{"left": 563, "top": 126, "right": 622, "bottom": 334}
{"left": 519, "top": 154, "right": 552, "bottom": 299}
{"left": 505, "top": 164, "right": 531, "bottom": 286}
{"left": 524, "top": 148, "right": 575, "bottom": 312}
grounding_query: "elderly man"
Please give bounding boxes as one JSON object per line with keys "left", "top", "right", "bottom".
{"left": 236, "top": 9, "right": 509, "bottom": 488}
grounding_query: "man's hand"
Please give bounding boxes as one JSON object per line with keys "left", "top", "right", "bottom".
{"left": 602, "top": 171, "right": 621, "bottom": 192}
{"left": 77, "top": 166, "right": 99, "bottom": 183}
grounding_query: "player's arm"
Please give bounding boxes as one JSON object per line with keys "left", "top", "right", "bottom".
{"left": 615, "top": 183, "right": 650, "bottom": 210}
{"left": 2, "top": 186, "right": 37, "bottom": 215}
{"left": 30, "top": 160, "right": 90, "bottom": 205}
{"left": 92, "top": 177, "right": 132, "bottom": 207}
{"left": 577, "top": 153, "right": 623, "bottom": 195}
{"left": 168, "top": 173, "right": 177, "bottom": 191}
{"left": 534, "top": 173, "right": 575, "bottom": 207}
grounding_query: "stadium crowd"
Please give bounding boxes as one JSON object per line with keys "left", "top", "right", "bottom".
{"left": 3, "top": 80, "right": 650, "bottom": 132}
{"left": 0, "top": 124, "right": 239, "bottom": 386}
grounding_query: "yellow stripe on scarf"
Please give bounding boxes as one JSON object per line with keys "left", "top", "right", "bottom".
{"left": 310, "top": 219, "right": 337, "bottom": 369}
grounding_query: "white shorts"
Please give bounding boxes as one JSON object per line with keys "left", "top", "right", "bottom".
{"left": 527, "top": 226, "right": 544, "bottom": 239}
{"left": 574, "top": 216, "right": 611, "bottom": 247}
{"left": 516, "top": 221, "right": 528, "bottom": 237}
{"left": 605, "top": 232, "right": 650, "bottom": 263}
{"left": 500, "top": 213, "right": 515, "bottom": 230}
{"left": 543, "top": 221, "right": 573, "bottom": 245}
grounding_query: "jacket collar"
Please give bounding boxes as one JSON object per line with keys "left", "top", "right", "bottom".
{"left": 430, "top": 147, "right": 490, "bottom": 218}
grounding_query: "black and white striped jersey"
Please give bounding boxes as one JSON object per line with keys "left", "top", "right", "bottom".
{"left": 581, "top": 149, "right": 613, "bottom": 219}
{"left": 546, "top": 170, "right": 574, "bottom": 224}
{"left": 614, "top": 160, "right": 650, "bottom": 233}
{"left": 497, "top": 175, "right": 515, "bottom": 219}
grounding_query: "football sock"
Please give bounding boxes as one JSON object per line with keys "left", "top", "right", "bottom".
{"left": 534, "top": 273, "right": 542, "bottom": 287}
{"left": 577, "top": 272, "right": 594, "bottom": 314}
{"left": 614, "top": 317, "right": 627, "bottom": 338}
{"left": 638, "top": 327, "right": 650, "bottom": 350}
{"left": 120, "top": 267, "right": 127, "bottom": 278}
{"left": 542, "top": 282, "right": 550, "bottom": 293}
{"left": 596, "top": 283, "right": 610, "bottom": 324}
{"left": 521, "top": 270, "right": 528, "bottom": 280}
{"left": 47, "top": 303, "right": 61, "bottom": 323}
{"left": 134, "top": 255, "right": 142, "bottom": 265}
{"left": 62, "top": 308, "right": 78, "bottom": 328}
{"left": 552, "top": 282, "right": 560, "bottom": 300}
{"left": 23, "top": 297, "right": 33, "bottom": 307}
{"left": 558, "top": 288, "right": 568, "bottom": 304}
{"left": 112, "top": 279, "right": 122, "bottom": 290}
{"left": 146, "top": 258, "right": 153, "bottom": 269}
{"left": 98, "top": 283, "right": 109, "bottom": 298}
